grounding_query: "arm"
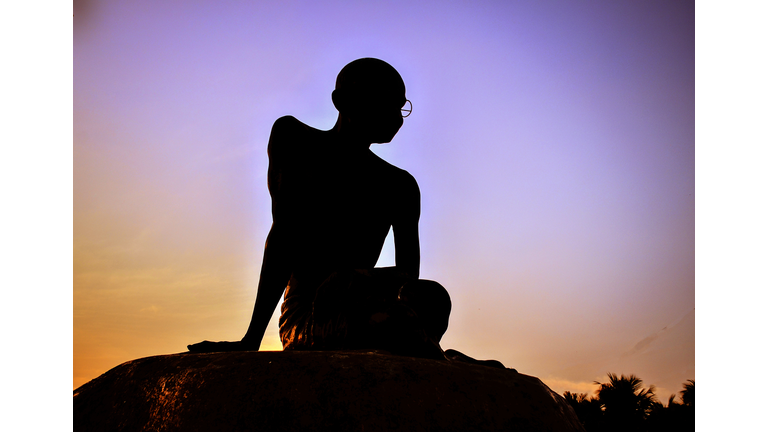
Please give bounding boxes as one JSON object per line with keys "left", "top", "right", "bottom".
{"left": 240, "top": 223, "right": 292, "bottom": 348}
{"left": 242, "top": 117, "right": 297, "bottom": 348}
{"left": 187, "top": 117, "right": 296, "bottom": 353}
{"left": 392, "top": 172, "right": 421, "bottom": 279}
{"left": 187, "top": 222, "right": 292, "bottom": 352}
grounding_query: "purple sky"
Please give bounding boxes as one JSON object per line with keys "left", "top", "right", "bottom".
{"left": 74, "top": 0, "right": 694, "bottom": 396}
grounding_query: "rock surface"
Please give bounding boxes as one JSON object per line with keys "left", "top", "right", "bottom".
{"left": 73, "top": 350, "right": 584, "bottom": 432}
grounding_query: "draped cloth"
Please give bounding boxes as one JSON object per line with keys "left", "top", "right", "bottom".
{"left": 279, "top": 269, "right": 449, "bottom": 359}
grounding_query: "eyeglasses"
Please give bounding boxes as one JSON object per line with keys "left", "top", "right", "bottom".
{"left": 401, "top": 99, "right": 412, "bottom": 118}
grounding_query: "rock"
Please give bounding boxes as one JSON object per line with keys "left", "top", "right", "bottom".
{"left": 73, "top": 350, "right": 584, "bottom": 432}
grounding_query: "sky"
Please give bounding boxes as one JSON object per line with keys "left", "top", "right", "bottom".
{"left": 73, "top": 0, "right": 695, "bottom": 397}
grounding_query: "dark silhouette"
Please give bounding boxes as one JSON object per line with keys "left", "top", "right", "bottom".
{"left": 188, "top": 58, "right": 493, "bottom": 364}
{"left": 75, "top": 351, "right": 582, "bottom": 432}
{"left": 594, "top": 373, "right": 657, "bottom": 432}
{"left": 564, "top": 375, "right": 694, "bottom": 432}
{"left": 563, "top": 391, "right": 604, "bottom": 432}
{"left": 680, "top": 379, "right": 694, "bottom": 407}
{"left": 645, "top": 379, "right": 694, "bottom": 432}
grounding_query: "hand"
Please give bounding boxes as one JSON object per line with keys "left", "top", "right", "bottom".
{"left": 186, "top": 340, "right": 259, "bottom": 353}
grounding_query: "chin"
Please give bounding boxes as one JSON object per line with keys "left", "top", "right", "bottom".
{"left": 372, "top": 134, "right": 396, "bottom": 144}
{"left": 375, "top": 127, "right": 401, "bottom": 144}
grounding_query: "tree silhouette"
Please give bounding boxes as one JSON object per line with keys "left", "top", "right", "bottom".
{"left": 565, "top": 376, "right": 694, "bottom": 432}
{"left": 680, "top": 379, "right": 694, "bottom": 407}
{"left": 645, "top": 382, "right": 694, "bottom": 432}
{"left": 563, "top": 391, "right": 604, "bottom": 432}
{"left": 594, "top": 373, "right": 657, "bottom": 432}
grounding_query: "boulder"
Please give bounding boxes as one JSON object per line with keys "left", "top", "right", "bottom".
{"left": 73, "top": 350, "right": 584, "bottom": 432}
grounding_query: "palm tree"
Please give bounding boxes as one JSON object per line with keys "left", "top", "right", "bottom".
{"left": 646, "top": 381, "right": 694, "bottom": 432}
{"left": 594, "top": 373, "right": 657, "bottom": 432}
{"left": 563, "top": 391, "right": 604, "bottom": 431}
{"left": 680, "top": 379, "right": 694, "bottom": 407}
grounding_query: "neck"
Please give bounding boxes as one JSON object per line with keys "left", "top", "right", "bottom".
{"left": 331, "top": 115, "right": 373, "bottom": 152}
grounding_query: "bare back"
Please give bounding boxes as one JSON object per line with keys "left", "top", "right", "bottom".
{"left": 267, "top": 116, "right": 421, "bottom": 287}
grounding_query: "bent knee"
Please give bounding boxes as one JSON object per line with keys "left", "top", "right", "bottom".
{"left": 399, "top": 279, "right": 451, "bottom": 312}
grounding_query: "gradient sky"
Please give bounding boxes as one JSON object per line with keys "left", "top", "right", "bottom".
{"left": 74, "top": 0, "right": 694, "bottom": 397}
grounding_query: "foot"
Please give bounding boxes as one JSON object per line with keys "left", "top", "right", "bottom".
{"left": 444, "top": 349, "right": 512, "bottom": 371}
{"left": 187, "top": 340, "right": 258, "bottom": 353}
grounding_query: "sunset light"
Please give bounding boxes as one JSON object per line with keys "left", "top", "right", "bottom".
{"left": 74, "top": 0, "right": 694, "bottom": 397}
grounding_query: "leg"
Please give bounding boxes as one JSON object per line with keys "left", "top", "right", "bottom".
{"left": 397, "top": 279, "right": 451, "bottom": 343}
{"left": 308, "top": 270, "right": 445, "bottom": 359}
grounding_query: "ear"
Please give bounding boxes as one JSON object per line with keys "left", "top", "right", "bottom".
{"left": 331, "top": 89, "right": 344, "bottom": 112}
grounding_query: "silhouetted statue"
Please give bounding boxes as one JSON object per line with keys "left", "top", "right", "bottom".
{"left": 189, "top": 58, "right": 499, "bottom": 366}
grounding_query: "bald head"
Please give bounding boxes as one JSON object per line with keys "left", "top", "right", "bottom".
{"left": 332, "top": 58, "right": 407, "bottom": 144}
{"left": 334, "top": 58, "right": 406, "bottom": 111}
{"left": 336, "top": 58, "right": 405, "bottom": 96}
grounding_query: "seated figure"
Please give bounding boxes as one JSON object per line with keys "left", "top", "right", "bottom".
{"left": 189, "top": 58, "right": 500, "bottom": 367}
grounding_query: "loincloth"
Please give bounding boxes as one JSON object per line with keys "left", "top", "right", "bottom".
{"left": 279, "top": 269, "right": 447, "bottom": 358}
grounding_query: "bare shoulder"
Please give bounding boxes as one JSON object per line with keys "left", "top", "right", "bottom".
{"left": 392, "top": 165, "right": 420, "bottom": 220}
{"left": 369, "top": 154, "right": 420, "bottom": 215}
{"left": 271, "top": 115, "right": 306, "bottom": 133}
{"left": 268, "top": 116, "right": 317, "bottom": 158}
{"left": 371, "top": 154, "right": 419, "bottom": 191}
{"left": 394, "top": 166, "right": 419, "bottom": 198}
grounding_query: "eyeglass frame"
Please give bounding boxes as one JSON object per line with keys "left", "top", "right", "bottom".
{"left": 401, "top": 99, "right": 412, "bottom": 118}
